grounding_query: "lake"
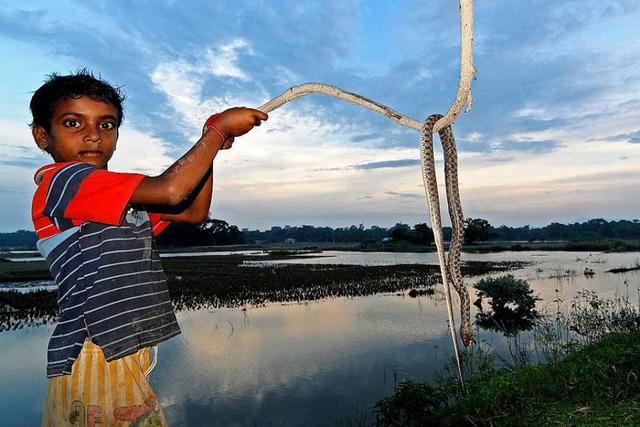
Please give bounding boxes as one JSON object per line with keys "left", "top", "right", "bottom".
{"left": 1, "top": 250, "right": 639, "bottom": 426}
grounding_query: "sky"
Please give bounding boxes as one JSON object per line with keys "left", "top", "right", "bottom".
{"left": 1, "top": 0, "right": 639, "bottom": 233}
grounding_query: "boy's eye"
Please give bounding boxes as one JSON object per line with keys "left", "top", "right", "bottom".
{"left": 63, "top": 119, "right": 81, "bottom": 128}
{"left": 100, "top": 122, "right": 116, "bottom": 130}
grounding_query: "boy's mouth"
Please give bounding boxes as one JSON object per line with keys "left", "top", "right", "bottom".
{"left": 78, "top": 150, "right": 104, "bottom": 157}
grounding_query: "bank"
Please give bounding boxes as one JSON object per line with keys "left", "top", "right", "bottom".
{"left": 375, "top": 329, "right": 640, "bottom": 426}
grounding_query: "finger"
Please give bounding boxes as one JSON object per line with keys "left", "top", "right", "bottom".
{"left": 221, "top": 138, "right": 234, "bottom": 150}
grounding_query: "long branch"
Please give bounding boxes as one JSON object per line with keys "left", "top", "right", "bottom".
{"left": 257, "top": 0, "right": 475, "bottom": 133}
{"left": 258, "top": 83, "right": 423, "bottom": 131}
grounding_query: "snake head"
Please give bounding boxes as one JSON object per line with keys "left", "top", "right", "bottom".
{"left": 461, "top": 330, "right": 473, "bottom": 347}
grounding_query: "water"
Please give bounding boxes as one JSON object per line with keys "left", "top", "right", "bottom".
{"left": 1, "top": 251, "right": 639, "bottom": 426}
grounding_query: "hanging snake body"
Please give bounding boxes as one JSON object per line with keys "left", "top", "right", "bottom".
{"left": 420, "top": 114, "right": 472, "bottom": 350}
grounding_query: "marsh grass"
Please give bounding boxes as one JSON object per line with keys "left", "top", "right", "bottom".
{"left": 0, "top": 254, "right": 522, "bottom": 332}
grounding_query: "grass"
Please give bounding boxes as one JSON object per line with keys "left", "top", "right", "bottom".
{"left": 450, "top": 330, "right": 640, "bottom": 426}
{"left": 374, "top": 287, "right": 640, "bottom": 427}
{"left": 376, "top": 340, "right": 640, "bottom": 426}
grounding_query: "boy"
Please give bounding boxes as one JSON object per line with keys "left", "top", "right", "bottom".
{"left": 30, "top": 70, "right": 267, "bottom": 426}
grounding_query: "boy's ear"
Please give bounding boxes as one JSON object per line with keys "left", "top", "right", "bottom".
{"left": 32, "top": 126, "right": 49, "bottom": 152}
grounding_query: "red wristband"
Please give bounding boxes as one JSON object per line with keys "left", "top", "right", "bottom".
{"left": 204, "top": 113, "right": 221, "bottom": 128}
{"left": 205, "top": 113, "right": 226, "bottom": 146}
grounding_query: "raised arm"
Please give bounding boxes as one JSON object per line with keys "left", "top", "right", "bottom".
{"left": 129, "top": 107, "right": 267, "bottom": 223}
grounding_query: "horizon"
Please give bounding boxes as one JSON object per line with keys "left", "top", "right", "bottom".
{"left": 2, "top": 216, "right": 639, "bottom": 235}
{"left": 1, "top": 2, "right": 639, "bottom": 233}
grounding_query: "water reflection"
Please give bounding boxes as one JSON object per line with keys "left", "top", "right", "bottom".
{"left": 155, "top": 298, "right": 456, "bottom": 426}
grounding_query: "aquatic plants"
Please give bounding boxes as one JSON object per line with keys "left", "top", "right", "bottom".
{"left": 0, "top": 289, "right": 57, "bottom": 331}
{"left": 0, "top": 254, "right": 521, "bottom": 331}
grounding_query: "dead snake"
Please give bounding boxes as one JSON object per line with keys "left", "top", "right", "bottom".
{"left": 420, "top": 114, "right": 472, "bottom": 349}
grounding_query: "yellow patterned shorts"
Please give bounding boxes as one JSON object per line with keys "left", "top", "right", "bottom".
{"left": 42, "top": 340, "right": 168, "bottom": 427}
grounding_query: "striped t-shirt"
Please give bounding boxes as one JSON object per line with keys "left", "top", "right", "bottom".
{"left": 32, "top": 162, "right": 181, "bottom": 377}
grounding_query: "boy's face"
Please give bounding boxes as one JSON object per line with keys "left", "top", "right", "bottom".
{"left": 32, "top": 96, "right": 119, "bottom": 169}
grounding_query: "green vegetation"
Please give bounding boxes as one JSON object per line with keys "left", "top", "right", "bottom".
{"left": 376, "top": 330, "right": 640, "bottom": 426}
{"left": 374, "top": 277, "right": 640, "bottom": 427}
{"left": 473, "top": 274, "right": 541, "bottom": 336}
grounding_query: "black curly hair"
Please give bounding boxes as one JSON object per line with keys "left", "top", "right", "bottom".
{"left": 30, "top": 69, "right": 126, "bottom": 131}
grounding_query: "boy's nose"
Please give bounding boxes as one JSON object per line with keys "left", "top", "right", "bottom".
{"left": 83, "top": 126, "right": 102, "bottom": 142}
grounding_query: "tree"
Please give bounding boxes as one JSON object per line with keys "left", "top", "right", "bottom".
{"left": 412, "top": 223, "right": 434, "bottom": 245}
{"left": 203, "top": 218, "right": 245, "bottom": 245}
{"left": 156, "top": 215, "right": 244, "bottom": 247}
{"left": 390, "top": 223, "right": 411, "bottom": 242}
{"left": 464, "top": 218, "right": 492, "bottom": 244}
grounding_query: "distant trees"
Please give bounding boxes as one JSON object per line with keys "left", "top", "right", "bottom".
{"left": 0, "top": 230, "right": 37, "bottom": 249}
{"left": 489, "top": 218, "right": 640, "bottom": 242}
{"left": 155, "top": 215, "right": 244, "bottom": 248}
{"left": 389, "top": 223, "right": 411, "bottom": 242}
{"left": 243, "top": 224, "right": 389, "bottom": 244}
{"left": 2, "top": 217, "right": 640, "bottom": 249}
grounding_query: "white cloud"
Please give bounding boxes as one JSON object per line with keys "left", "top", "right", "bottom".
{"left": 205, "top": 39, "right": 252, "bottom": 80}
{"left": 151, "top": 60, "right": 204, "bottom": 108}
{"left": 465, "top": 131, "right": 482, "bottom": 143}
{"left": 109, "top": 125, "right": 175, "bottom": 175}
{"left": 513, "top": 105, "right": 553, "bottom": 121}
{"left": 150, "top": 39, "right": 259, "bottom": 140}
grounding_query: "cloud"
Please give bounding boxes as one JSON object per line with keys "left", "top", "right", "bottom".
{"left": 463, "top": 169, "right": 640, "bottom": 227}
{"left": 109, "top": 126, "right": 176, "bottom": 175}
{"left": 0, "top": 118, "right": 46, "bottom": 167}
{"left": 601, "top": 130, "right": 640, "bottom": 144}
{"left": 0, "top": 1, "right": 640, "bottom": 232}
{"left": 354, "top": 159, "right": 420, "bottom": 170}
{"left": 384, "top": 191, "right": 422, "bottom": 200}
{"left": 206, "top": 40, "right": 252, "bottom": 80}
{"left": 350, "top": 133, "right": 379, "bottom": 143}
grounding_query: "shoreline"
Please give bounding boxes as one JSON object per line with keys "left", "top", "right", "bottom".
{"left": 2, "top": 240, "right": 640, "bottom": 283}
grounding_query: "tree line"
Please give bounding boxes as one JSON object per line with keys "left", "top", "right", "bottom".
{"left": 1, "top": 217, "right": 639, "bottom": 249}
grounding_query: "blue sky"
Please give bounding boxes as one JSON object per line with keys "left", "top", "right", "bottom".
{"left": 1, "top": 1, "right": 639, "bottom": 232}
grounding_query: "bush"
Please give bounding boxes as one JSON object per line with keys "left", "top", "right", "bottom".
{"left": 473, "top": 275, "right": 540, "bottom": 335}
{"left": 374, "top": 380, "right": 444, "bottom": 427}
